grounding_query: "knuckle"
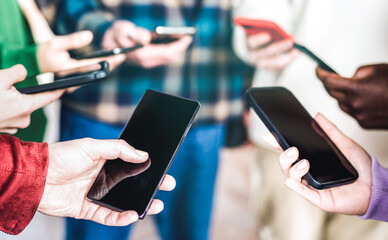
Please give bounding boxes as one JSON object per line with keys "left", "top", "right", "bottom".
{"left": 19, "top": 116, "right": 31, "bottom": 129}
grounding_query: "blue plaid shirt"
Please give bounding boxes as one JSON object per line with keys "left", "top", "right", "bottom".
{"left": 56, "top": 0, "right": 252, "bottom": 125}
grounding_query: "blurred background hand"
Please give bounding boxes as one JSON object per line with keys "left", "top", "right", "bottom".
{"left": 0, "top": 65, "right": 64, "bottom": 134}
{"left": 101, "top": 20, "right": 193, "bottom": 69}
{"left": 246, "top": 32, "right": 299, "bottom": 71}
{"left": 316, "top": 63, "right": 388, "bottom": 129}
{"left": 37, "top": 31, "right": 126, "bottom": 72}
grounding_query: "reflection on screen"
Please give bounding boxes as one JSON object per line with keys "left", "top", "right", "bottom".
{"left": 87, "top": 90, "right": 199, "bottom": 215}
{"left": 250, "top": 88, "right": 357, "bottom": 184}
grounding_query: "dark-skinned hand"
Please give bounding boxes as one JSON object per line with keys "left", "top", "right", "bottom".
{"left": 316, "top": 63, "right": 388, "bottom": 129}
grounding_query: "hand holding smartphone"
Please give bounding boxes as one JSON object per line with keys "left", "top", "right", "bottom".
{"left": 151, "top": 26, "right": 197, "bottom": 44}
{"left": 246, "top": 87, "right": 358, "bottom": 189}
{"left": 18, "top": 61, "right": 110, "bottom": 94}
{"left": 87, "top": 90, "right": 200, "bottom": 218}
{"left": 234, "top": 17, "right": 337, "bottom": 73}
{"left": 71, "top": 44, "right": 143, "bottom": 60}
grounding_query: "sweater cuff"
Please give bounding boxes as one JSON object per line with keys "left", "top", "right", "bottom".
{"left": 0, "top": 135, "right": 49, "bottom": 235}
{"left": 359, "top": 157, "right": 388, "bottom": 222}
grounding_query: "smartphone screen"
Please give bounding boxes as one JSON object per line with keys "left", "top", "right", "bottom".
{"left": 246, "top": 87, "right": 358, "bottom": 189}
{"left": 87, "top": 90, "right": 200, "bottom": 218}
{"left": 18, "top": 62, "right": 109, "bottom": 94}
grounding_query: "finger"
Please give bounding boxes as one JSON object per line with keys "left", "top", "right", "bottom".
{"left": 159, "top": 174, "right": 176, "bottom": 191}
{"left": 146, "top": 199, "right": 164, "bottom": 215}
{"left": 85, "top": 203, "right": 139, "bottom": 226}
{"left": 22, "top": 89, "right": 64, "bottom": 113}
{"left": 132, "top": 27, "right": 152, "bottom": 45}
{"left": 316, "top": 67, "right": 352, "bottom": 92}
{"left": 52, "top": 31, "right": 93, "bottom": 51}
{"left": 279, "top": 147, "right": 299, "bottom": 176}
{"left": 104, "top": 54, "right": 126, "bottom": 71}
{"left": 0, "top": 128, "right": 18, "bottom": 134}
{"left": 263, "top": 133, "right": 282, "bottom": 151}
{"left": 353, "top": 65, "right": 375, "bottom": 79}
{"left": 338, "top": 103, "right": 352, "bottom": 115}
{"left": 246, "top": 33, "right": 272, "bottom": 50}
{"left": 288, "top": 159, "right": 309, "bottom": 180}
{"left": 252, "top": 39, "right": 294, "bottom": 61}
{"left": 115, "top": 33, "right": 136, "bottom": 48}
{"left": 284, "top": 178, "right": 323, "bottom": 208}
{"left": 257, "top": 49, "right": 300, "bottom": 71}
{"left": 325, "top": 89, "right": 348, "bottom": 103}
{"left": 0, "top": 65, "right": 28, "bottom": 90}
{"left": 79, "top": 138, "right": 149, "bottom": 163}
{"left": 0, "top": 114, "right": 31, "bottom": 129}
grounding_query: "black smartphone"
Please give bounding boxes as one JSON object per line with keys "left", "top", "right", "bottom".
{"left": 293, "top": 43, "right": 337, "bottom": 73}
{"left": 18, "top": 61, "right": 109, "bottom": 94}
{"left": 151, "top": 26, "right": 197, "bottom": 44}
{"left": 246, "top": 87, "right": 358, "bottom": 189}
{"left": 87, "top": 90, "right": 200, "bottom": 218}
{"left": 71, "top": 44, "right": 143, "bottom": 60}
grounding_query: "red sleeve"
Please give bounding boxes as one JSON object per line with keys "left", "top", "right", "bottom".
{"left": 0, "top": 135, "right": 49, "bottom": 235}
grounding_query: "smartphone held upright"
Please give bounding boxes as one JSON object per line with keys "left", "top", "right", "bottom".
{"left": 87, "top": 90, "right": 200, "bottom": 218}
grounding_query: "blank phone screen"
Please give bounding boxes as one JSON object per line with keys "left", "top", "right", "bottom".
{"left": 247, "top": 88, "right": 357, "bottom": 187}
{"left": 87, "top": 90, "right": 199, "bottom": 216}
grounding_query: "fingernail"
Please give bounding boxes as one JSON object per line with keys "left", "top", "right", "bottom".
{"left": 135, "top": 150, "right": 148, "bottom": 157}
{"left": 297, "top": 160, "right": 307, "bottom": 171}
{"left": 287, "top": 147, "right": 297, "bottom": 157}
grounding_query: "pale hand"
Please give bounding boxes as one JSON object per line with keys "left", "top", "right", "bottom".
{"left": 102, "top": 20, "right": 193, "bottom": 69}
{"left": 38, "top": 138, "right": 176, "bottom": 226}
{"left": 275, "top": 113, "right": 372, "bottom": 215}
{"left": 37, "top": 31, "right": 125, "bottom": 73}
{"left": 247, "top": 32, "right": 299, "bottom": 71}
{"left": 0, "top": 65, "right": 64, "bottom": 134}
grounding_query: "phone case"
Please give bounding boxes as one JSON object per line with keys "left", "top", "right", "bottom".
{"left": 234, "top": 17, "right": 293, "bottom": 42}
{"left": 18, "top": 61, "right": 110, "bottom": 94}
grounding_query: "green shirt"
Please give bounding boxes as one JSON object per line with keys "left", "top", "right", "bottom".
{"left": 0, "top": 0, "right": 47, "bottom": 142}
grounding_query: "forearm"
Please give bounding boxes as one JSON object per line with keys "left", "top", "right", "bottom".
{"left": 0, "top": 135, "right": 49, "bottom": 235}
{"left": 359, "top": 157, "right": 388, "bottom": 222}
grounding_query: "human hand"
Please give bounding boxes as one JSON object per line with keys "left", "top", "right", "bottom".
{"left": 125, "top": 35, "right": 193, "bottom": 68}
{"left": 37, "top": 31, "right": 125, "bottom": 73}
{"left": 102, "top": 20, "right": 192, "bottom": 68}
{"left": 0, "top": 65, "right": 64, "bottom": 134}
{"left": 246, "top": 33, "right": 299, "bottom": 71}
{"left": 274, "top": 113, "right": 371, "bottom": 215}
{"left": 101, "top": 20, "right": 151, "bottom": 49}
{"left": 316, "top": 64, "right": 388, "bottom": 129}
{"left": 38, "top": 138, "right": 176, "bottom": 226}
